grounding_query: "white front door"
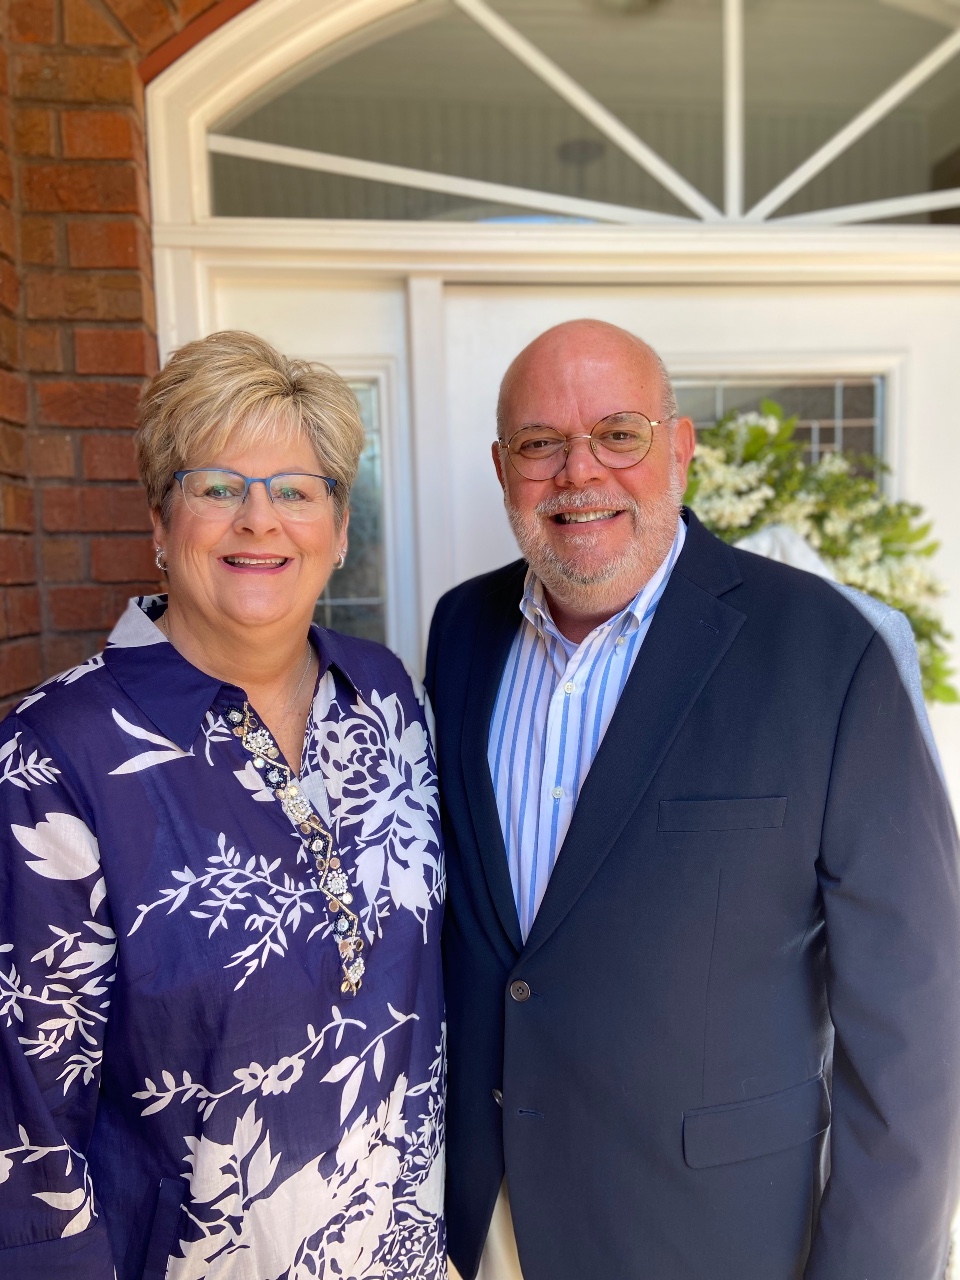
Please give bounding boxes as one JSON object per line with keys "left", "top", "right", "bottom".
{"left": 443, "top": 281, "right": 960, "bottom": 797}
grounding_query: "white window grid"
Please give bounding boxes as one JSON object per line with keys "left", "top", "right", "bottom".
{"left": 676, "top": 375, "right": 886, "bottom": 469}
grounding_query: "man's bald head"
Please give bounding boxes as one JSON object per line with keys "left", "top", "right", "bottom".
{"left": 496, "top": 320, "right": 678, "bottom": 440}
{"left": 490, "top": 317, "right": 696, "bottom": 639}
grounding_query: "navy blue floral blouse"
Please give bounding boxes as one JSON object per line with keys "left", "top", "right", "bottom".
{"left": 0, "top": 596, "right": 445, "bottom": 1280}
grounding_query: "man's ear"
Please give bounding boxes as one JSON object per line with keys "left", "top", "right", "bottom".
{"left": 672, "top": 417, "right": 697, "bottom": 491}
{"left": 492, "top": 441, "right": 506, "bottom": 491}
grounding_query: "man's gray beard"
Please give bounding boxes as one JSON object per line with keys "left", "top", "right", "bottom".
{"left": 505, "top": 467, "right": 684, "bottom": 615}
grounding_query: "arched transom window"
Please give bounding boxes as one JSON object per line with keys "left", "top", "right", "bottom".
{"left": 207, "top": 0, "right": 960, "bottom": 227}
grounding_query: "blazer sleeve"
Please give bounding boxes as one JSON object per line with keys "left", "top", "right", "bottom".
{"left": 0, "top": 715, "right": 116, "bottom": 1278}
{"left": 805, "top": 611, "right": 960, "bottom": 1280}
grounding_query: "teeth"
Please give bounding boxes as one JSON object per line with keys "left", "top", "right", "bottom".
{"left": 555, "top": 510, "right": 618, "bottom": 524}
{"left": 226, "top": 556, "right": 286, "bottom": 565}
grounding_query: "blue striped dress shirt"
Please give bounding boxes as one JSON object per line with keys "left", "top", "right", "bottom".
{"left": 488, "top": 518, "right": 686, "bottom": 940}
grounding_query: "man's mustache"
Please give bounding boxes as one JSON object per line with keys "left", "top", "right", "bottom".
{"left": 534, "top": 490, "right": 638, "bottom": 518}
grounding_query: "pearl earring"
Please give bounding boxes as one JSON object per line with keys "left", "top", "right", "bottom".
{"left": 155, "top": 548, "right": 168, "bottom": 572}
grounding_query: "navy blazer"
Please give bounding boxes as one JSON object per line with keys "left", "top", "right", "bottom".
{"left": 426, "top": 511, "right": 960, "bottom": 1280}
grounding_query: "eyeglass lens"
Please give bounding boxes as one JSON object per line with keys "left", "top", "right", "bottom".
{"left": 506, "top": 413, "right": 654, "bottom": 479}
{"left": 179, "top": 470, "right": 333, "bottom": 521}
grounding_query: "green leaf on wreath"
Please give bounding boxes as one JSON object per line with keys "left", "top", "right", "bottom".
{"left": 686, "top": 401, "right": 957, "bottom": 703}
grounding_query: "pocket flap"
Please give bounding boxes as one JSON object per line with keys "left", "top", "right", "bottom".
{"left": 659, "top": 796, "right": 787, "bottom": 832}
{"left": 142, "top": 1177, "right": 188, "bottom": 1280}
{"left": 683, "top": 1074, "right": 830, "bottom": 1169}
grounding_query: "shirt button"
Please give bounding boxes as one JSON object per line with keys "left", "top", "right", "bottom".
{"left": 551, "top": 786, "right": 563, "bottom": 799}
{"left": 616, "top": 637, "right": 625, "bottom": 647}
{"left": 563, "top": 681, "right": 575, "bottom": 694}
{"left": 510, "top": 980, "right": 531, "bottom": 1003}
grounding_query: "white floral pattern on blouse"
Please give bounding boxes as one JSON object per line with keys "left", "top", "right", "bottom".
{"left": 0, "top": 596, "right": 445, "bottom": 1280}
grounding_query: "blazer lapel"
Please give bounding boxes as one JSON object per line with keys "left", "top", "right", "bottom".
{"left": 522, "top": 519, "right": 746, "bottom": 962}
{"left": 459, "top": 563, "right": 526, "bottom": 953}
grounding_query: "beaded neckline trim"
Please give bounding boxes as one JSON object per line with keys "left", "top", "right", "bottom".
{"left": 226, "top": 702, "right": 365, "bottom": 996}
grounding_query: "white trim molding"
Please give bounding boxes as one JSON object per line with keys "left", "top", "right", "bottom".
{"left": 405, "top": 277, "right": 453, "bottom": 650}
{"left": 152, "top": 221, "right": 960, "bottom": 288}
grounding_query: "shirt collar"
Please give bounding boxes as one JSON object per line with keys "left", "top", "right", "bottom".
{"left": 519, "top": 516, "right": 687, "bottom": 652}
{"left": 102, "top": 595, "right": 365, "bottom": 752}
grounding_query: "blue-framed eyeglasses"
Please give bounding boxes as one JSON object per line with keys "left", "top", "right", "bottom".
{"left": 174, "top": 469, "right": 338, "bottom": 522}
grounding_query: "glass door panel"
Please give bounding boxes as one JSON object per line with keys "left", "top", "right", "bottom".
{"left": 675, "top": 376, "right": 885, "bottom": 470}
{"left": 313, "top": 380, "right": 386, "bottom": 642}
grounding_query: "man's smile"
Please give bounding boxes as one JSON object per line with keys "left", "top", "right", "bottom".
{"left": 553, "top": 509, "right": 622, "bottom": 524}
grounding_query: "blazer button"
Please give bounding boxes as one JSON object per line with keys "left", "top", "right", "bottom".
{"left": 510, "top": 980, "right": 531, "bottom": 1002}
{"left": 492, "top": 1088, "right": 503, "bottom": 1107}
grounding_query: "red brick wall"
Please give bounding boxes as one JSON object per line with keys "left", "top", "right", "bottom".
{"left": 0, "top": 0, "right": 225, "bottom": 712}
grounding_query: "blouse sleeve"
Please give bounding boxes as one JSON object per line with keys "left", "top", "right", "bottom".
{"left": 0, "top": 715, "right": 117, "bottom": 1277}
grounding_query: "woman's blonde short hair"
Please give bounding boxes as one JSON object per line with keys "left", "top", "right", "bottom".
{"left": 136, "top": 330, "right": 365, "bottom": 527}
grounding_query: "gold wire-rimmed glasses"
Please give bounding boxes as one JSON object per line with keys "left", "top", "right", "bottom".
{"left": 499, "top": 412, "right": 663, "bottom": 480}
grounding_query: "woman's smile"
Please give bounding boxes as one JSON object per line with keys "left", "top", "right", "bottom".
{"left": 219, "top": 553, "right": 294, "bottom": 571}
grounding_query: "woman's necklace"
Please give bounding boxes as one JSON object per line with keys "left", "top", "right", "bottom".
{"left": 283, "top": 645, "right": 314, "bottom": 715}
{"left": 159, "top": 607, "right": 314, "bottom": 721}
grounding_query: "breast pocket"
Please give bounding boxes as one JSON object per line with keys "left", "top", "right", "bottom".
{"left": 683, "top": 1074, "right": 830, "bottom": 1169}
{"left": 658, "top": 796, "right": 787, "bottom": 832}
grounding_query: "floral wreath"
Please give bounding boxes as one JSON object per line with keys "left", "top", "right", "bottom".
{"left": 685, "top": 402, "right": 957, "bottom": 704}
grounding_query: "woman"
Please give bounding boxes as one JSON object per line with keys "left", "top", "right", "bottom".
{"left": 0, "top": 332, "right": 445, "bottom": 1280}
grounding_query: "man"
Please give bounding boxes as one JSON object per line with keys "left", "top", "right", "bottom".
{"left": 426, "top": 319, "right": 960, "bottom": 1280}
